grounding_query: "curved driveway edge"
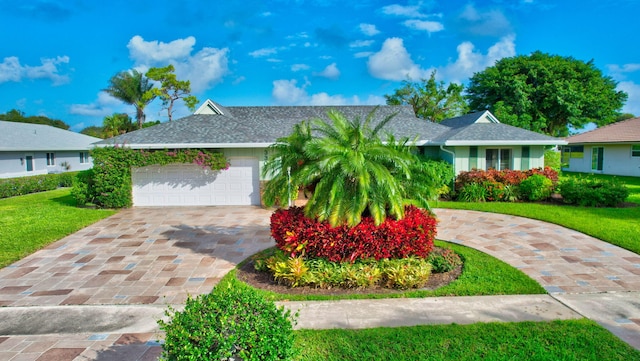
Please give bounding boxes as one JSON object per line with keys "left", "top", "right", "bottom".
{"left": 434, "top": 208, "right": 640, "bottom": 294}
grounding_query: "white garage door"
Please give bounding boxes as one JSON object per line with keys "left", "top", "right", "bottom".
{"left": 132, "top": 158, "right": 260, "bottom": 206}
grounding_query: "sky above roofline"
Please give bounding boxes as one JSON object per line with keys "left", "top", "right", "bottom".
{"left": 0, "top": 0, "right": 638, "bottom": 132}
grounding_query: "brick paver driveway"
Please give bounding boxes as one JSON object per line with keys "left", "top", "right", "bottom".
{"left": 0, "top": 206, "right": 274, "bottom": 308}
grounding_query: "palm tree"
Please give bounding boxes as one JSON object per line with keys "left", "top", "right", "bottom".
{"left": 264, "top": 109, "right": 431, "bottom": 227}
{"left": 104, "top": 70, "right": 155, "bottom": 129}
{"left": 262, "top": 121, "right": 313, "bottom": 207}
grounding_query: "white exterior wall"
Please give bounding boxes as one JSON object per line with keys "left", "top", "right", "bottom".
{"left": 222, "top": 148, "right": 268, "bottom": 180}
{"left": 565, "top": 144, "right": 640, "bottom": 177}
{"left": 0, "top": 150, "right": 93, "bottom": 179}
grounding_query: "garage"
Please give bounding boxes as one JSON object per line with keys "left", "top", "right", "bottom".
{"left": 132, "top": 157, "right": 260, "bottom": 206}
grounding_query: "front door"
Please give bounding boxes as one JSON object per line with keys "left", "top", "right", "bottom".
{"left": 25, "top": 155, "right": 34, "bottom": 172}
{"left": 591, "top": 147, "right": 604, "bottom": 171}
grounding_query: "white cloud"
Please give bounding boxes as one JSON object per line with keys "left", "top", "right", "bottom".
{"left": 354, "top": 51, "right": 374, "bottom": 58}
{"left": 437, "top": 35, "right": 516, "bottom": 83}
{"left": 174, "top": 47, "right": 229, "bottom": 93}
{"left": 382, "top": 4, "right": 427, "bottom": 18}
{"left": 314, "top": 63, "right": 340, "bottom": 80}
{"left": 350, "top": 40, "right": 375, "bottom": 48}
{"left": 249, "top": 47, "right": 278, "bottom": 58}
{"left": 367, "top": 37, "right": 429, "bottom": 81}
{"left": 291, "top": 64, "right": 310, "bottom": 72}
{"left": 458, "top": 4, "right": 512, "bottom": 37}
{"left": 70, "top": 92, "right": 124, "bottom": 117}
{"left": 618, "top": 81, "right": 640, "bottom": 115}
{"left": 359, "top": 23, "right": 380, "bottom": 36}
{"left": 403, "top": 19, "right": 444, "bottom": 33}
{"left": 127, "top": 35, "right": 195, "bottom": 64}
{"left": 607, "top": 63, "right": 640, "bottom": 81}
{"left": 126, "top": 35, "right": 229, "bottom": 94}
{"left": 0, "top": 56, "right": 70, "bottom": 85}
{"left": 271, "top": 79, "right": 386, "bottom": 106}
{"left": 272, "top": 79, "right": 309, "bottom": 105}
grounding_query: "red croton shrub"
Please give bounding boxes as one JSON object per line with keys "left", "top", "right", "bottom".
{"left": 270, "top": 206, "right": 437, "bottom": 263}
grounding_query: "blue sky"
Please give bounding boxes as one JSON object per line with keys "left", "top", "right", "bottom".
{"left": 1, "top": 0, "right": 639, "bottom": 132}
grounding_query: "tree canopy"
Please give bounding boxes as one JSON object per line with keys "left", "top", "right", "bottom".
{"left": 0, "top": 109, "right": 70, "bottom": 130}
{"left": 385, "top": 71, "right": 468, "bottom": 122}
{"left": 145, "top": 65, "right": 198, "bottom": 122}
{"left": 466, "top": 51, "right": 628, "bottom": 137}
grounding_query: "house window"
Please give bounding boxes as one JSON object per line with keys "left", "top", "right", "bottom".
{"left": 632, "top": 145, "right": 640, "bottom": 157}
{"left": 570, "top": 145, "right": 584, "bottom": 158}
{"left": 469, "top": 146, "right": 478, "bottom": 169}
{"left": 79, "top": 152, "right": 89, "bottom": 164}
{"left": 591, "top": 147, "right": 604, "bottom": 171}
{"left": 521, "top": 146, "right": 530, "bottom": 170}
{"left": 46, "top": 152, "right": 56, "bottom": 166}
{"left": 486, "top": 149, "right": 511, "bottom": 170}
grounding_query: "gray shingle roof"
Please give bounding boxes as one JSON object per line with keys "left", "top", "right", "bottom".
{"left": 96, "top": 101, "right": 565, "bottom": 148}
{"left": 0, "top": 121, "right": 101, "bottom": 151}
{"left": 98, "top": 105, "right": 452, "bottom": 148}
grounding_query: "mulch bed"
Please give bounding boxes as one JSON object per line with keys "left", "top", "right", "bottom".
{"left": 236, "top": 253, "right": 463, "bottom": 297}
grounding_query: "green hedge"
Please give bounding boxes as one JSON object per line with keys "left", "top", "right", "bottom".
{"left": 558, "top": 177, "right": 629, "bottom": 207}
{"left": 0, "top": 172, "right": 78, "bottom": 199}
{"left": 72, "top": 146, "right": 228, "bottom": 208}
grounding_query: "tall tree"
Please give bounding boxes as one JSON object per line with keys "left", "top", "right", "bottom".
{"left": 466, "top": 51, "right": 628, "bottom": 136}
{"left": 145, "top": 65, "right": 199, "bottom": 121}
{"left": 104, "top": 69, "right": 155, "bottom": 129}
{"left": 385, "top": 71, "right": 468, "bottom": 122}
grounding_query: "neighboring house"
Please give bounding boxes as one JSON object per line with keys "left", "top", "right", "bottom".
{"left": 96, "top": 99, "right": 565, "bottom": 207}
{"left": 0, "top": 121, "right": 100, "bottom": 179}
{"left": 563, "top": 116, "right": 640, "bottom": 177}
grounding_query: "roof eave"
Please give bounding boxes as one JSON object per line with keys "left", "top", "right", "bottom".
{"left": 444, "top": 140, "right": 567, "bottom": 146}
{"left": 92, "top": 142, "right": 273, "bottom": 149}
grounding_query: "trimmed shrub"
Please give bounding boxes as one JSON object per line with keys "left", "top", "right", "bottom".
{"left": 270, "top": 205, "right": 437, "bottom": 263}
{"left": 558, "top": 177, "right": 629, "bottom": 207}
{"left": 71, "top": 170, "right": 95, "bottom": 205}
{"left": 159, "top": 279, "right": 296, "bottom": 361}
{"left": 0, "top": 172, "right": 79, "bottom": 199}
{"left": 519, "top": 174, "right": 554, "bottom": 201}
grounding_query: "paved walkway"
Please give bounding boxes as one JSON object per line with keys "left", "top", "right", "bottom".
{"left": 0, "top": 207, "right": 639, "bottom": 360}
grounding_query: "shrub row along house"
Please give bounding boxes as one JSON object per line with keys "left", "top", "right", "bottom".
{"left": 563, "top": 116, "right": 640, "bottom": 177}
{"left": 94, "top": 99, "right": 566, "bottom": 207}
{"left": 0, "top": 121, "right": 100, "bottom": 179}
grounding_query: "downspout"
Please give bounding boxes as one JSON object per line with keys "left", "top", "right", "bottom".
{"left": 439, "top": 145, "right": 456, "bottom": 175}
{"left": 440, "top": 145, "right": 456, "bottom": 190}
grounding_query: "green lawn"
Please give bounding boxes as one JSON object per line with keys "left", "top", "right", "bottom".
{"left": 0, "top": 188, "right": 116, "bottom": 268}
{"left": 435, "top": 172, "right": 640, "bottom": 255}
{"left": 293, "top": 319, "right": 640, "bottom": 360}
